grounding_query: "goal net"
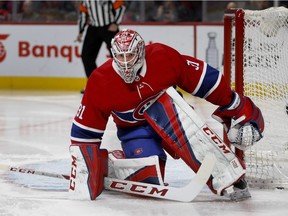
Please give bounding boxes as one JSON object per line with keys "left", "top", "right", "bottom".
{"left": 223, "top": 7, "right": 288, "bottom": 189}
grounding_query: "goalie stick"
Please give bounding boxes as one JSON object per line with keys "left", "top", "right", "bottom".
{"left": 0, "top": 153, "right": 216, "bottom": 202}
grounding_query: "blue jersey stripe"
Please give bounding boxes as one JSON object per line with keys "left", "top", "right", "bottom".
{"left": 194, "top": 65, "right": 220, "bottom": 98}
{"left": 112, "top": 110, "right": 138, "bottom": 123}
{"left": 71, "top": 123, "right": 104, "bottom": 140}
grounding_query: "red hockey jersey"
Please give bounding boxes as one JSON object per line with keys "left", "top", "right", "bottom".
{"left": 71, "top": 43, "right": 233, "bottom": 145}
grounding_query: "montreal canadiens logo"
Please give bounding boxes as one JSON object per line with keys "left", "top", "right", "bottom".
{"left": 134, "top": 148, "right": 143, "bottom": 156}
{"left": 133, "top": 91, "right": 163, "bottom": 121}
{"left": 0, "top": 34, "right": 9, "bottom": 63}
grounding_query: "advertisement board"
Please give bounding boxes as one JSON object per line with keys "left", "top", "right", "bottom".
{"left": 0, "top": 23, "right": 223, "bottom": 89}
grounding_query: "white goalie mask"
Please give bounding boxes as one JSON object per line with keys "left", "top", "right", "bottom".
{"left": 111, "top": 29, "right": 145, "bottom": 83}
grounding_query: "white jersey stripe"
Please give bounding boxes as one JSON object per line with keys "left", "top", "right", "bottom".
{"left": 192, "top": 62, "right": 207, "bottom": 95}
{"left": 73, "top": 119, "right": 104, "bottom": 134}
{"left": 70, "top": 136, "right": 101, "bottom": 143}
{"left": 203, "top": 70, "right": 221, "bottom": 99}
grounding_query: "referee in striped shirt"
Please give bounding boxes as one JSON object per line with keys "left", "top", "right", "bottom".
{"left": 76, "top": 0, "right": 126, "bottom": 91}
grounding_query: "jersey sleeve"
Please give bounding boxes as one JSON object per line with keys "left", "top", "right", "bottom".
{"left": 71, "top": 75, "right": 110, "bottom": 146}
{"left": 177, "top": 55, "right": 233, "bottom": 107}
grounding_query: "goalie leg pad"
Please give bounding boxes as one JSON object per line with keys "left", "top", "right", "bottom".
{"left": 69, "top": 144, "right": 108, "bottom": 200}
{"left": 144, "top": 87, "right": 246, "bottom": 195}
{"left": 108, "top": 150, "right": 165, "bottom": 185}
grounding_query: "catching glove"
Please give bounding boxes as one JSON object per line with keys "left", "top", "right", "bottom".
{"left": 212, "top": 92, "right": 264, "bottom": 150}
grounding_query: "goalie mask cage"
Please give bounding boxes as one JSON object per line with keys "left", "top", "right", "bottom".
{"left": 223, "top": 7, "right": 288, "bottom": 189}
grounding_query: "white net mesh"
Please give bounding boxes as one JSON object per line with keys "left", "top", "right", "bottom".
{"left": 228, "top": 7, "right": 288, "bottom": 188}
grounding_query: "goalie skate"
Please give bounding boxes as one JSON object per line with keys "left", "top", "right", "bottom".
{"left": 223, "top": 179, "right": 251, "bottom": 201}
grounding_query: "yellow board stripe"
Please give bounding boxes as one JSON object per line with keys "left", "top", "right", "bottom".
{"left": 0, "top": 77, "right": 87, "bottom": 90}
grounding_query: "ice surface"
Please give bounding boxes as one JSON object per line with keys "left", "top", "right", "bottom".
{"left": 0, "top": 91, "right": 288, "bottom": 216}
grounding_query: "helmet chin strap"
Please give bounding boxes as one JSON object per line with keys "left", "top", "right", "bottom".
{"left": 134, "top": 75, "right": 140, "bottom": 82}
{"left": 131, "top": 66, "right": 143, "bottom": 82}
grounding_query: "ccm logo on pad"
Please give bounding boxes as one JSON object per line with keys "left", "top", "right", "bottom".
{"left": 202, "top": 126, "right": 231, "bottom": 154}
{"left": 109, "top": 180, "right": 168, "bottom": 197}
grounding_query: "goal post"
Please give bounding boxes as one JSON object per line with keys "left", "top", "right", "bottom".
{"left": 223, "top": 7, "right": 288, "bottom": 189}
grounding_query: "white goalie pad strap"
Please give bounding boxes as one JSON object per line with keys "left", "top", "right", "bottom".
{"left": 146, "top": 87, "right": 245, "bottom": 195}
{"left": 108, "top": 150, "right": 164, "bottom": 185}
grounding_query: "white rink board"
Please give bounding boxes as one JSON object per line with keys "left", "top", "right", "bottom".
{"left": 0, "top": 24, "right": 224, "bottom": 78}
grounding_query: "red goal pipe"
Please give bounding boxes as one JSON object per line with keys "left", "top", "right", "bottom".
{"left": 223, "top": 9, "right": 245, "bottom": 161}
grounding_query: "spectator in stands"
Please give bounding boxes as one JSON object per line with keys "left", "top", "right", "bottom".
{"left": 16, "top": 0, "right": 44, "bottom": 22}
{"left": 154, "top": 0, "right": 178, "bottom": 22}
{"left": 36, "top": 1, "right": 65, "bottom": 22}
{"left": 244, "top": 1, "right": 273, "bottom": 10}
{"left": 177, "top": 1, "right": 202, "bottom": 22}
{"left": 226, "top": 1, "right": 238, "bottom": 10}
{"left": 38, "top": 1, "right": 63, "bottom": 12}
{"left": 64, "top": 1, "right": 79, "bottom": 22}
{"left": 0, "top": 1, "right": 11, "bottom": 21}
{"left": 123, "top": 1, "right": 159, "bottom": 22}
{"left": 258, "top": 1, "right": 273, "bottom": 9}
{"left": 279, "top": 1, "right": 288, "bottom": 7}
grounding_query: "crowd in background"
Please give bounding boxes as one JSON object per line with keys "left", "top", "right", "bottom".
{"left": 0, "top": 0, "right": 287, "bottom": 23}
{"left": 0, "top": 1, "right": 78, "bottom": 22}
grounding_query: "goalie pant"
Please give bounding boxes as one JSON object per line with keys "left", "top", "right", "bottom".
{"left": 143, "top": 87, "right": 246, "bottom": 196}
